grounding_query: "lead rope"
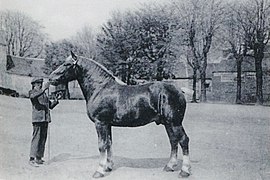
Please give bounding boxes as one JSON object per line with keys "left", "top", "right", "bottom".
{"left": 47, "top": 86, "right": 50, "bottom": 165}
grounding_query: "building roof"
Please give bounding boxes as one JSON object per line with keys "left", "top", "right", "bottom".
{"left": 6, "top": 55, "right": 47, "bottom": 77}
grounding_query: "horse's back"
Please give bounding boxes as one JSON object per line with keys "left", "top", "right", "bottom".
{"left": 117, "top": 81, "right": 186, "bottom": 125}
{"left": 89, "top": 81, "right": 186, "bottom": 127}
{"left": 116, "top": 81, "right": 186, "bottom": 113}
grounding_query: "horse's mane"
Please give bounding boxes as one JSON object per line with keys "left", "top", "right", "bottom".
{"left": 77, "top": 56, "right": 126, "bottom": 85}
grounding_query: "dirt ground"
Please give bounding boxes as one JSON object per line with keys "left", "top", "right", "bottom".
{"left": 0, "top": 95, "right": 269, "bottom": 180}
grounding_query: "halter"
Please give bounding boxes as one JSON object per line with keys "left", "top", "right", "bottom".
{"left": 71, "top": 54, "right": 78, "bottom": 64}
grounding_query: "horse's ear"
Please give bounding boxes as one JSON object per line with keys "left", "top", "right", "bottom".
{"left": 71, "top": 51, "right": 77, "bottom": 61}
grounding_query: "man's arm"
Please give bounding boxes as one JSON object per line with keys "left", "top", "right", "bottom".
{"left": 29, "top": 82, "right": 50, "bottom": 99}
{"left": 29, "top": 89, "right": 44, "bottom": 99}
{"left": 49, "top": 92, "right": 61, "bottom": 109}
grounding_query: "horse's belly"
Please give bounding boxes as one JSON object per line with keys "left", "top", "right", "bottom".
{"left": 112, "top": 107, "right": 158, "bottom": 127}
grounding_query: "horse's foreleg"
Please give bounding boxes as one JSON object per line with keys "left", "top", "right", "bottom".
{"left": 163, "top": 124, "right": 179, "bottom": 172}
{"left": 93, "top": 122, "right": 110, "bottom": 178}
{"left": 178, "top": 125, "right": 191, "bottom": 177}
{"left": 105, "top": 125, "right": 114, "bottom": 172}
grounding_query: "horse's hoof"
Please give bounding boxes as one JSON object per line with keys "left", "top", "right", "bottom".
{"left": 105, "top": 167, "right": 112, "bottom": 172}
{"left": 163, "top": 165, "right": 174, "bottom": 172}
{"left": 92, "top": 171, "right": 105, "bottom": 178}
{"left": 179, "top": 170, "right": 190, "bottom": 178}
{"left": 105, "top": 161, "right": 114, "bottom": 172}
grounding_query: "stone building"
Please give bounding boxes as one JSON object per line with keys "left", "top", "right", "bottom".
{"left": 210, "top": 50, "right": 270, "bottom": 104}
{"left": 0, "top": 40, "right": 83, "bottom": 99}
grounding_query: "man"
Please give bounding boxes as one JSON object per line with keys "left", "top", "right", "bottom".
{"left": 28, "top": 77, "right": 59, "bottom": 167}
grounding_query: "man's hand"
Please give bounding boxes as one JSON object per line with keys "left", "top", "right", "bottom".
{"left": 43, "top": 82, "right": 50, "bottom": 91}
{"left": 55, "top": 92, "right": 62, "bottom": 100}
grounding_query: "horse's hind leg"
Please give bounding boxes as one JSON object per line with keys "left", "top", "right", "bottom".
{"left": 178, "top": 125, "right": 191, "bottom": 177}
{"left": 164, "top": 124, "right": 191, "bottom": 177}
{"left": 163, "top": 124, "right": 179, "bottom": 172}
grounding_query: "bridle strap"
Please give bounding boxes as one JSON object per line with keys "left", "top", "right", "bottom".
{"left": 71, "top": 55, "right": 78, "bottom": 64}
{"left": 70, "top": 56, "right": 79, "bottom": 77}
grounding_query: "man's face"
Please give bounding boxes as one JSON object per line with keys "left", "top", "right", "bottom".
{"left": 33, "top": 82, "right": 42, "bottom": 90}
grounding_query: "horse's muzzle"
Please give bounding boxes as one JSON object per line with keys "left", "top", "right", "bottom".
{"left": 48, "top": 78, "right": 58, "bottom": 86}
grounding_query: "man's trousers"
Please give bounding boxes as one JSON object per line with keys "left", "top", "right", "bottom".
{"left": 30, "top": 122, "right": 48, "bottom": 159}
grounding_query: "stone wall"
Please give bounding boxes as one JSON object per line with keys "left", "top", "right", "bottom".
{"left": 68, "top": 80, "right": 84, "bottom": 99}
{"left": 212, "top": 71, "right": 270, "bottom": 104}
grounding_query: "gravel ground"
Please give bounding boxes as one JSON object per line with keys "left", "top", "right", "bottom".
{"left": 0, "top": 95, "right": 269, "bottom": 180}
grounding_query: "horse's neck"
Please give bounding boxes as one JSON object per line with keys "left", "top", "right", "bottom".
{"left": 76, "top": 59, "right": 115, "bottom": 100}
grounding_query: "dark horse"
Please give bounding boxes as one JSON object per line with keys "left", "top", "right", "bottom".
{"left": 49, "top": 52, "right": 191, "bottom": 178}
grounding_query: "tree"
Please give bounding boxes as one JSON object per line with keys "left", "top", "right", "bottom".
{"left": 136, "top": 4, "right": 177, "bottom": 81}
{"left": 44, "top": 39, "right": 81, "bottom": 99}
{"left": 97, "top": 4, "right": 176, "bottom": 84}
{"left": 0, "top": 10, "right": 46, "bottom": 58}
{"left": 221, "top": 3, "right": 249, "bottom": 104}
{"left": 97, "top": 11, "right": 136, "bottom": 84}
{"left": 71, "top": 25, "right": 97, "bottom": 59}
{"left": 237, "top": 0, "right": 270, "bottom": 105}
{"left": 185, "top": 47, "right": 199, "bottom": 102}
{"left": 172, "top": 0, "right": 225, "bottom": 102}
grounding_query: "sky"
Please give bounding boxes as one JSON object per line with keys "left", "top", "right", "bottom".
{"left": 0, "top": 0, "right": 165, "bottom": 41}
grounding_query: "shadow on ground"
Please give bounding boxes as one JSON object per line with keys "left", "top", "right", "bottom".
{"left": 48, "top": 153, "right": 183, "bottom": 171}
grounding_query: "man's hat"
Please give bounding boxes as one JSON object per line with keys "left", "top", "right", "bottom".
{"left": 31, "top": 77, "right": 43, "bottom": 84}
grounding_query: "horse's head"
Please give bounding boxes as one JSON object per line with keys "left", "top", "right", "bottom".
{"left": 49, "top": 51, "right": 79, "bottom": 86}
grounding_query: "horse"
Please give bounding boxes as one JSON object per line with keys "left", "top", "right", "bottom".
{"left": 49, "top": 52, "right": 191, "bottom": 178}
